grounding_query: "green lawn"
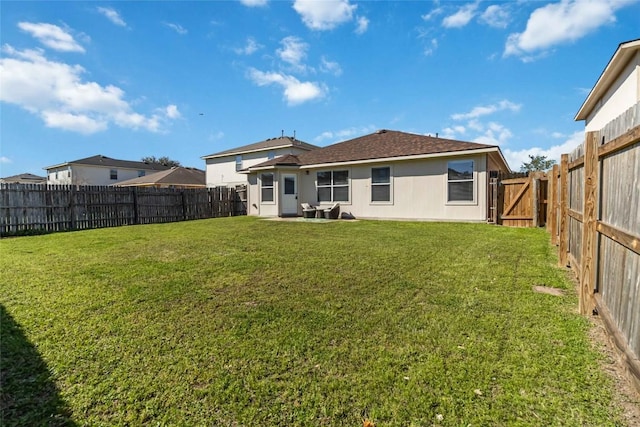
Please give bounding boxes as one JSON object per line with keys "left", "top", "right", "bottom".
{"left": 0, "top": 217, "right": 624, "bottom": 426}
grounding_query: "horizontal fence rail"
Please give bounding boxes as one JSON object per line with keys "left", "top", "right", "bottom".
{"left": 548, "top": 102, "right": 640, "bottom": 391}
{"left": 0, "top": 184, "right": 246, "bottom": 236}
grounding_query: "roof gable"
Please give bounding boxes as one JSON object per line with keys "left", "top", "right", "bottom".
{"left": 575, "top": 38, "right": 640, "bottom": 121}
{"left": 201, "top": 136, "right": 318, "bottom": 159}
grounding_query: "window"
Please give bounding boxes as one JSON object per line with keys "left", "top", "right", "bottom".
{"left": 110, "top": 169, "right": 118, "bottom": 180}
{"left": 267, "top": 151, "right": 275, "bottom": 160}
{"left": 138, "top": 170, "right": 146, "bottom": 177}
{"left": 447, "top": 160, "right": 474, "bottom": 202}
{"left": 371, "top": 167, "right": 391, "bottom": 202}
{"left": 261, "top": 173, "right": 274, "bottom": 202}
{"left": 235, "top": 155, "right": 243, "bottom": 171}
{"left": 317, "top": 170, "right": 349, "bottom": 202}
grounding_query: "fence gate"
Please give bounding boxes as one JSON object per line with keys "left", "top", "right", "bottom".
{"left": 498, "top": 172, "right": 547, "bottom": 227}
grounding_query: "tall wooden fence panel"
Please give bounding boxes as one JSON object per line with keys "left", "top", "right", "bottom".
{"left": 0, "top": 185, "right": 246, "bottom": 236}
{"left": 497, "top": 172, "right": 548, "bottom": 227}
{"left": 552, "top": 102, "right": 640, "bottom": 389}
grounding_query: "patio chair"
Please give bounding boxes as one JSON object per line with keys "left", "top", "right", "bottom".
{"left": 301, "top": 203, "right": 316, "bottom": 218}
{"left": 323, "top": 202, "right": 340, "bottom": 219}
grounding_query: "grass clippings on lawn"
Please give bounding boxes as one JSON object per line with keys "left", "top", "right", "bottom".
{"left": 0, "top": 217, "right": 629, "bottom": 426}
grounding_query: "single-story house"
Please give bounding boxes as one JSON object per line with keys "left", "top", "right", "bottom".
{"left": 201, "top": 135, "right": 318, "bottom": 188}
{"left": 0, "top": 173, "right": 47, "bottom": 184}
{"left": 113, "top": 167, "right": 205, "bottom": 188}
{"left": 45, "top": 155, "right": 171, "bottom": 186}
{"left": 575, "top": 38, "right": 640, "bottom": 130}
{"left": 240, "top": 129, "right": 510, "bottom": 221}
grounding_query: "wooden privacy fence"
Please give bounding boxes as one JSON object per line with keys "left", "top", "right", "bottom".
{"left": 488, "top": 172, "right": 548, "bottom": 227}
{"left": 0, "top": 184, "right": 247, "bottom": 236}
{"left": 547, "top": 103, "right": 640, "bottom": 389}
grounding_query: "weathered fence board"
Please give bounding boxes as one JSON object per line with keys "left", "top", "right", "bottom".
{"left": 550, "top": 102, "right": 640, "bottom": 390}
{"left": 0, "top": 184, "right": 246, "bottom": 236}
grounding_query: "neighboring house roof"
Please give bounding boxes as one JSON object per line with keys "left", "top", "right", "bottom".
{"left": 113, "top": 167, "right": 206, "bottom": 187}
{"left": 201, "top": 136, "right": 318, "bottom": 159}
{"left": 44, "top": 155, "right": 172, "bottom": 171}
{"left": 246, "top": 130, "right": 508, "bottom": 170}
{"left": 575, "top": 38, "right": 640, "bottom": 121}
{"left": 0, "top": 173, "right": 47, "bottom": 184}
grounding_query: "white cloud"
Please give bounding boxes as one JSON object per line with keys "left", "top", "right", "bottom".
{"left": 472, "top": 122, "right": 513, "bottom": 146}
{"left": 208, "top": 131, "right": 225, "bottom": 141}
{"left": 247, "top": 68, "right": 326, "bottom": 105}
{"left": 293, "top": 0, "right": 357, "bottom": 30}
{"left": 41, "top": 111, "right": 108, "bottom": 134}
{"left": 422, "top": 7, "right": 444, "bottom": 21}
{"left": 423, "top": 38, "right": 438, "bottom": 56}
{"left": 239, "top": 0, "right": 268, "bottom": 6}
{"left": 0, "top": 45, "right": 177, "bottom": 134}
{"left": 504, "top": 0, "right": 631, "bottom": 60}
{"left": 0, "top": 156, "right": 12, "bottom": 164}
{"left": 164, "top": 22, "right": 187, "bottom": 35}
{"left": 277, "top": 36, "right": 308, "bottom": 69}
{"left": 503, "top": 130, "right": 584, "bottom": 170}
{"left": 451, "top": 100, "right": 521, "bottom": 120}
{"left": 320, "top": 56, "right": 342, "bottom": 76}
{"left": 18, "top": 22, "right": 85, "bottom": 53}
{"left": 97, "top": 7, "right": 127, "bottom": 27}
{"left": 480, "top": 4, "right": 510, "bottom": 29}
{"left": 442, "top": 2, "right": 479, "bottom": 28}
{"left": 234, "top": 37, "right": 262, "bottom": 55}
{"left": 355, "top": 16, "right": 369, "bottom": 34}
{"left": 164, "top": 104, "right": 181, "bottom": 119}
{"left": 441, "top": 125, "right": 466, "bottom": 138}
{"left": 314, "top": 125, "right": 377, "bottom": 143}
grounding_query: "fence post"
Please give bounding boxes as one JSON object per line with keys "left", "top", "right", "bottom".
{"left": 132, "top": 188, "right": 139, "bottom": 225}
{"left": 548, "top": 164, "right": 558, "bottom": 244}
{"left": 579, "top": 132, "right": 598, "bottom": 315}
{"left": 558, "top": 154, "right": 569, "bottom": 267}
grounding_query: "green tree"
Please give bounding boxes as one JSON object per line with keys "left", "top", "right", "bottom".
{"left": 141, "top": 156, "right": 181, "bottom": 167}
{"left": 520, "top": 155, "right": 556, "bottom": 172}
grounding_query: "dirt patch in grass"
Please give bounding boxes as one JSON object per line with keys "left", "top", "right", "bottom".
{"left": 588, "top": 315, "right": 640, "bottom": 426}
{"left": 532, "top": 285, "right": 565, "bottom": 297}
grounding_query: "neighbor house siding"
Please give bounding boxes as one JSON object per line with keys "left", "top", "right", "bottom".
{"left": 47, "top": 165, "right": 148, "bottom": 186}
{"left": 585, "top": 50, "right": 640, "bottom": 132}
{"left": 206, "top": 147, "right": 311, "bottom": 188}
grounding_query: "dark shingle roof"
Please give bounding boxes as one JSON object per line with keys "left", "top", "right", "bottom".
{"left": 114, "top": 167, "right": 205, "bottom": 187}
{"left": 0, "top": 173, "right": 47, "bottom": 184}
{"left": 202, "top": 136, "right": 318, "bottom": 159}
{"left": 298, "top": 130, "right": 496, "bottom": 165}
{"left": 45, "top": 155, "right": 172, "bottom": 171}
{"left": 249, "top": 130, "right": 498, "bottom": 169}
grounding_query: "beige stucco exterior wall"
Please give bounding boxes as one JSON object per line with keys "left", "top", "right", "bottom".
{"left": 205, "top": 147, "right": 311, "bottom": 188}
{"left": 249, "top": 153, "right": 497, "bottom": 222}
{"left": 585, "top": 50, "right": 640, "bottom": 132}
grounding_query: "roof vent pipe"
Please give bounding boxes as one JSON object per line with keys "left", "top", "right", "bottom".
{"left": 293, "top": 130, "right": 296, "bottom": 140}
{"left": 281, "top": 129, "right": 284, "bottom": 138}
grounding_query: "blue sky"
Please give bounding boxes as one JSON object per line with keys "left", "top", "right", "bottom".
{"left": 1, "top": 0, "right": 639, "bottom": 177}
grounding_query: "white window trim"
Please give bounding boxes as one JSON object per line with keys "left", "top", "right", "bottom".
{"left": 446, "top": 159, "right": 477, "bottom": 205}
{"left": 316, "top": 169, "right": 351, "bottom": 204}
{"left": 260, "top": 172, "right": 276, "bottom": 204}
{"left": 370, "top": 165, "right": 393, "bottom": 205}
